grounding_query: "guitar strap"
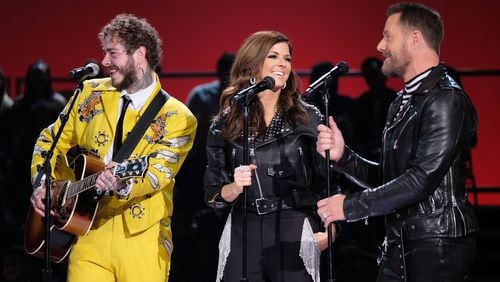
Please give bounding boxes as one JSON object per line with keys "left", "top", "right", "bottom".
{"left": 112, "top": 89, "right": 169, "bottom": 163}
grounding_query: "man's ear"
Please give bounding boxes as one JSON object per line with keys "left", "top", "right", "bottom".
{"left": 410, "top": 30, "right": 424, "bottom": 49}
{"left": 136, "top": 46, "right": 147, "bottom": 58}
{"left": 134, "top": 46, "right": 147, "bottom": 66}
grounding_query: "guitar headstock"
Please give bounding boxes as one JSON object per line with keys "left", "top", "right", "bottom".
{"left": 114, "top": 156, "right": 148, "bottom": 179}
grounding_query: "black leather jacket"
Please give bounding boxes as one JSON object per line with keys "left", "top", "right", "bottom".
{"left": 204, "top": 103, "right": 326, "bottom": 212}
{"left": 337, "top": 65, "right": 479, "bottom": 270}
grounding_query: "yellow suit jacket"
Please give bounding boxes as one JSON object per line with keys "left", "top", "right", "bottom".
{"left": 31, "top": 73, "right": 196, "bottom": 247}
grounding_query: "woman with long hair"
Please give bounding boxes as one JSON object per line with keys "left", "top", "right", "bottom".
{"left": 205, "top": 30, "right": 330, "bottom": 282}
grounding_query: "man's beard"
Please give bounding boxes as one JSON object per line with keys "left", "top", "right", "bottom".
{"left": 381, "top": 45, "right": 410, "bottom": 78}
{"left": 114, "top": 59, "right": 136, "bottom": 91}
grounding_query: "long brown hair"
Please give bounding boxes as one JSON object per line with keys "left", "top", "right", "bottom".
{"left": 216, "top": 31, "right": 308, "bottom": 141}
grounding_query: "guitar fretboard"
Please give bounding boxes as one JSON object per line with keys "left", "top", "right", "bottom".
{"left": 64, "top": 156, "right": 147, "bottom": 199}
{"left": 67, "top": 173, "right": 100, "bottom": 198}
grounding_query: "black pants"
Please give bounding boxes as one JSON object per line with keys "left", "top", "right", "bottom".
{"left": 377, "top": 235, "right": 476, "bottom": 282}
{"left": 222, "top": 208, "right": 319, "bottom": 282}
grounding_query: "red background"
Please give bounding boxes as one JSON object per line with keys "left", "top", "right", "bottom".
{"left": 1, "top": 1, "right": 499, "bottom": 204}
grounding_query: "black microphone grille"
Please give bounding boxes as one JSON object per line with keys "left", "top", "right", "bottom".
{"left": 336, "top": 61, "right": 349, "bottom": 75}
{"left": 86, "top": 63, "right": 100, "bottom": 76}
{"left": 262, "top": 76, "right": 276, "bottom": 89}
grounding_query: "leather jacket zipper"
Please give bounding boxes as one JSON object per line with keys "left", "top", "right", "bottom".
{"left": 298, "top": 146, "right": 309, "bottom": 184}
{"left": 381, "top": 101, "right": 413, "bottom": 177}
{"left": 449, "top": 168, "right": 465, "bottom": 237}
{"left": 393, "top": 111, "right": 417, "bottom": 150}
{"left": 231, "top": 148, "right": 236, "bottom": 168}
{"left": 250, "top": 148, "right": 265, "bottom": 199}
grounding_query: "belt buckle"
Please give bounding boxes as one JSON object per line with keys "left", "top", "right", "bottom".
{"left": 255, "top": 198, "right": 272, "bottom": 215}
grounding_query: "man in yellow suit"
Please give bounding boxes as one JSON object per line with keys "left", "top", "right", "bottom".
{"left": 29, "top": 14, "right": 196, "bottom": 281}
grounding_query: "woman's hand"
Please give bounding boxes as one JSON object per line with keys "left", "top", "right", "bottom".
{"left": 221, "top": 164, "right": 257, "bottom": 203}
{"left": 314, "top": 224, "right": 337, "bottom": 252}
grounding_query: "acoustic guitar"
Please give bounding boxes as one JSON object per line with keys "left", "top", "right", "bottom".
{"left": 24, "top": 153, "right": 148, "bottom": 263}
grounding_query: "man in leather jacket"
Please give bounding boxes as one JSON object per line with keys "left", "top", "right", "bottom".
{"left": 316, "top": 3, "right": 478, "bottom": 281}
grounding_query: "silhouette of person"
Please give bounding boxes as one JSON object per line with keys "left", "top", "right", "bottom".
{"left": 0, "top": 66, "right": 13, "bottom": 115}
{"left": 0, "top": 60, "right": 69, "bottom": 282}
{"left": 0, "top": 66, "right": 15, "bottom": 279}
{"left": 2, "top": 60, "right": 67, "bottom": 239}
{"left": 355, "top": 57, "right": 397, "bottom": 161}
{"left": 170, "top": 52, "right": 235, "bottom": 282}
{"left": 0, "top": 66, "right": 13, "bottom": 191}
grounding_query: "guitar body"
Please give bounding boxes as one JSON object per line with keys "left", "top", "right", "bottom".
{"left": 25, "top": 154, "right": 147, "bottom": 263}
{"left": 24, "top": 154, "right": 103, "bottom": 263}
{"left": 54, "top": 154, "right": 103, "bottom": 235}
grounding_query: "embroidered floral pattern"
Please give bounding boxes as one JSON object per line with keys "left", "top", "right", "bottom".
{"left": 144, "top": 111, "right": 177, "bottom": 144}
{"left": 78, "top": 91, "right": 103, "bottom": 123}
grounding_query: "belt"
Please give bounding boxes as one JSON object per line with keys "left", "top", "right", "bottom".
{"left": 235, "top": 197, "right": 293, "bottom": 215}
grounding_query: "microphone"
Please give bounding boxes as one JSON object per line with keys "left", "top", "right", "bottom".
{"left": 68, "top": 63, "right": 100, "bottom": 80}
{"left": 304, "top": 61, "right": 349, "bottom": 96}
{"left": 233, "top": 76, "right": 276, "bottom": 104}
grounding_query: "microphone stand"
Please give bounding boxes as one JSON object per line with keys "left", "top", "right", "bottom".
{"left": 31, "top": 81, "right": 84, "bottom": 282}
{"left": 239, "top": 96, "right": 251, "bottom": 282}
{"left": 321, "top": 76, "right": 336, "bottom": 282}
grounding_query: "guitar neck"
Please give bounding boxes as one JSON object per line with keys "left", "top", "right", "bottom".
{"left": 67, "top": 173, "right": 100, "bottom": 198}
{"left": 64, "top": 155, "right": 148, "bottom": 199}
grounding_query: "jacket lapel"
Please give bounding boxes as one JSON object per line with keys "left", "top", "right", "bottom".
{"left": 100, "top": 90, "right": 121, "bottom": 136}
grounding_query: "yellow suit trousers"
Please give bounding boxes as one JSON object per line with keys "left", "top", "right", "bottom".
{"left": 67, "top": 197, "right": 170, "bottom": 282}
